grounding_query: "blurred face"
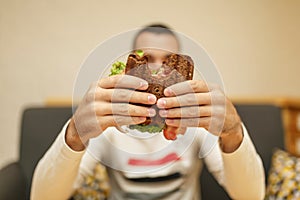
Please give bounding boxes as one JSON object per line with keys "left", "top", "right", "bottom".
{"left": 134, "top": 32, "right": 179, "bottom": 71}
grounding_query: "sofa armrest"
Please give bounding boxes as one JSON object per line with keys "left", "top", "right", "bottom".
{"left": 0, "top": 162, "right": 27, "bottom": 200}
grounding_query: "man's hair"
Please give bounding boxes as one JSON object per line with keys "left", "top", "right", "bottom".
{"left": 133, "top": 24, "right": 180, "bottom": 49}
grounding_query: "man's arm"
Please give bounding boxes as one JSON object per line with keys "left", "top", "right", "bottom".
{"left": 31, "top": 75, "right": 155, "bottom": 200}
{"left": 205, "top": 124, "right": 265, "bottom": 200}
{"left": 31, "top": 121, "right": 86, "bottom": 200}
{"left": 221, "top": 124, "right": 265, "bottom": 199}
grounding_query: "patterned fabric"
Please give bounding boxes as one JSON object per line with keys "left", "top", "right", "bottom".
{"left": 72, "top": 163, "right": 110, "bottom": 200}
{"left": 265, "top": 149, "right": 300, "bottom": 200}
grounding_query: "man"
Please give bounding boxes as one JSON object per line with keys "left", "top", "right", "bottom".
{"left": 31, "top": 24, "right": 265, "bottom": 199}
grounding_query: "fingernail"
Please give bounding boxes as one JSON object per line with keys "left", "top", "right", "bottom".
{"left": 148, "top": 95, "right": 156, "bottom": 103}
{"left": 164, "top": 88, "right": 173, "bottom": 96}
{"left": 148, "top": 108, "right": 156, "bottom": 117}
{"left": 157, "top": 99, "right": 166, "bottom": 107}
{"left": 139, "top": 81, "right": 148, "bottom": 89}
{"left": 139, "top": 117, "right": 146, "bottom": 122}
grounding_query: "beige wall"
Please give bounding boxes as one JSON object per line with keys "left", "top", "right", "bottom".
{"left": 0, "top": 0, "right": 299, "bottom": 168}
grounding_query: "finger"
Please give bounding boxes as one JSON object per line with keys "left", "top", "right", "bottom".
{"left": 99, "top": 115, "right": 146, "bottom": 129}
{"left": 164, "top": 80, "right": 210, "bottom": 97}
{"left": 165, "top": 117, "right": 210, "bottom": 128}
{"left": 157, "top": 93, "right": 211, "bottom": 109}
{"left": 159, "top": 106, "right": 211, "bottom": 118}
{"left": 98, "top": 103, "right": 156, "bottom": 117}
{"left": 98, "top": 88, "right": 157, "bottom": 105}
{"left": 98, "top": 75, "right": 148, "bottom": 90}
{"left": 111, "top": 89, "right": 157, "bottom": 104}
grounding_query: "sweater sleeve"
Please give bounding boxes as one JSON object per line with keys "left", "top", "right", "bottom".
{"left": 221, "top": 124, "right": 265, "bottom": 199}
{"left": 204, "top": 124, "right": 265, "bottom": 200}
{"left": 30, "top": 121, "right": 98, "bottom": 200}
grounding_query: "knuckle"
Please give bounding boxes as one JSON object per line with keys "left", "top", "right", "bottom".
{"left": 98, "top": 78, "right": 106, "bottom": 87}
{"left": 199, "top": 80, "right": 208, "bottom": 88}
{"left": 132, "top": 116, "right": 143, "bottom": 124}
{"left": 135, "top": 107, "right": 147, "bottom": 116}
{"left": 98, "top": 121, "right": 105, "bottom": 132}
{"left": 210, "top": 116, "right": 223, "bottom": 131}
{"left": 179, "top": 119, "right": 187, "bottom": 126}
{"left": 85, "top": 90, "right": 95, "bottom": 102}
{"left": 132, "top": 91, "right": 145, "bottom": 103}
{"left": 185, "top": 93, "right": 197, "bottom": 105}
{"left": 191, "top": 118, "right": 200, "bottom": 126}
{"left": 211, "top": 84, "right": 224, "bottom": 94}
{"left": 204, "top": 118, "right": 212, "bottom": 127}
{"left": 194, "top": 106, "right": 201, "bottom": 117}
{"left": 112, "top": 89, "right": 129, "bottom": 101}
{"left": 182, "top": 118, "right": 198, "bottom": 126}
{"left": 211, "top": 91, "right": 224, "bottom": 103}
{"left": 204, "top": 106, "right": 212, "bottom": 116}
{"left": 110, "top": 75, "right": 119, "bottom": 84}
{"left": 94, "top": 88, "right": 102, "bottom": 100}
{"left": 107, "top": 75, "right": 121, "bottom": 88}
{"left": 166, "top": 98, "right": 174, "bottom": 107}
{"left": 210, "top": 116, "right": 219, "bottom": 126}
{"left": 186, "top": 107, "right": 198, "bottom": 117}
{"left": 190, "top": 80, "right": 198, "bottom": 88}
{"left": 213, "top": 105, "right": 225, "bottom": 116}
{"left": 118, "top": 104, "right": 128, "bottom": 115}
{"left": 113, "top": 115, "right": 123, "bottom": 125}
{"left": 89, "top": 101, "right": 97, "bottom": 113}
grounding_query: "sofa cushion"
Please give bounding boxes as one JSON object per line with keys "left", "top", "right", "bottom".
{"left": 266, "top": 149, "right": 300, "bottom": 199}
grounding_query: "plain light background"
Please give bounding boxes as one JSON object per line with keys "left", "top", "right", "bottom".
{"left": 0, "top": 0, "right": 299, "bottom": 169}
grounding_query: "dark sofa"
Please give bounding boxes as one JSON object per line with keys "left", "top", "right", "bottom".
{"left": 0, "top": 104, "right": 284, "bottom": 199}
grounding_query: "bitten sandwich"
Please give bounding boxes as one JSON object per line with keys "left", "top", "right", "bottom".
{"left": 124, "top": 51, "right": 194, "bottom": 133}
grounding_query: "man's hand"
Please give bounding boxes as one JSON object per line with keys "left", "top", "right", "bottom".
{"left": 66, "top": 75, "right": 157, "bottom": 151}
{"left": 156, "top": 80, "right": 243, "bottom": 153}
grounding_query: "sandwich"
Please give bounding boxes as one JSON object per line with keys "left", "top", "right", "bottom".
{"left": 123, "top": 50, "right": 194, "bottom": 133}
